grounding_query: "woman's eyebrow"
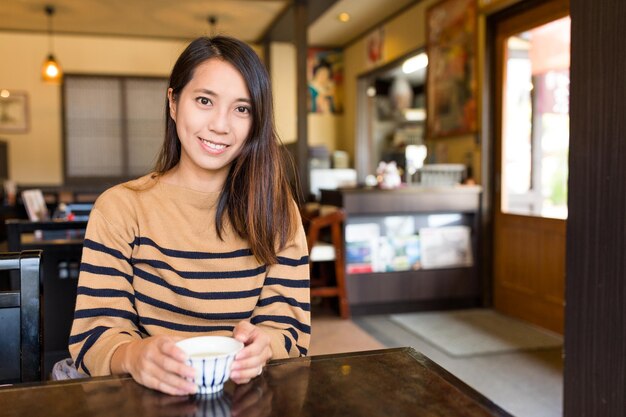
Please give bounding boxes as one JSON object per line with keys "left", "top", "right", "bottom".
{"left": 193, "top": 88, "right": 251, "bottom": 103}
{"left": 193, "top": 88, "right": 218, "bottom": 96}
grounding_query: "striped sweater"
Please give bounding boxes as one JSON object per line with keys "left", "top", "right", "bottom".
{"left": 69, "top": 174, "right": 311, "bottom": 376}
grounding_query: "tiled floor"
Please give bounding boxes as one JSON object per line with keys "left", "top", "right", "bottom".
{"left": 310, "top": 309, "right": 563, "bottom": 417}
{"left": 309, "top": 314, "right": 384, "bottom": 356}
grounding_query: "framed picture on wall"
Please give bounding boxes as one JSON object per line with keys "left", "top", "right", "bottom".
{"left": 426, "top": 0, "right": 478, "bottom": 138}
{"left": 307, "top": 48, "right": 344, "bottom": 114}
{"left": 0, "top": 90, "right": 29, "bottom": 133}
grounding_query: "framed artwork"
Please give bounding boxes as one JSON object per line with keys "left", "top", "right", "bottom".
{"left": 22, "top": 189, "right": 50, "bottom": 221}
{"left": 307, "top": 48, "right": 344, "bottom": 114}
{"left": 426, "top": 0, "right": 477, "bottom": 138}
{"left": 365, "top": 26, "right": 385, "bottom": 69}
{"left": 0, "top": 90, "right": 29, "bottom": 133}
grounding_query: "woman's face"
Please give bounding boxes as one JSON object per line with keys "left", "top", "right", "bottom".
{"left": 168, "top": 58, "right": 252, "bottom": 186}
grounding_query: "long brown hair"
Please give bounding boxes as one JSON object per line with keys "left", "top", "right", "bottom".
{"left": 154, "top": 36, "right": 298, "bottom": 265}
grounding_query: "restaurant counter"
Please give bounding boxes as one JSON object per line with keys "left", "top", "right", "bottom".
{"left": 320, "top": 185, "right": 484, "bottom": 315}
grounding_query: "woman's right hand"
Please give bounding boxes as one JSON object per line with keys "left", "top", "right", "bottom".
{"left": 111, "top": 335, "right": 197, "bottom": 396}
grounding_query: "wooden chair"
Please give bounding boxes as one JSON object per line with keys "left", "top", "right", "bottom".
{"left": 301, "top": 206, "right": 350, "bottom": 319}
{"left": 0, "top": 250, "right": 43, "bottom": 383}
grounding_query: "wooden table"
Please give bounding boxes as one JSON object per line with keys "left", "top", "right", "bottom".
{"left": 0, "top": 348, "right": 511, "bottom": 417}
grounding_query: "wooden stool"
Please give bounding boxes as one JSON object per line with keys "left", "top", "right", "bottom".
{"left": 302, "top": 206, "right": 350, "bottom": 319}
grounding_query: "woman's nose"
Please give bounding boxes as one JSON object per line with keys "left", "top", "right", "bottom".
{"left": 208, "top": 108, "right": 230, "bottom": 134}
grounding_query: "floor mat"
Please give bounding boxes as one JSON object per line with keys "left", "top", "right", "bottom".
{"left": 389, "top": 309, "right": 562, "bottom": 357}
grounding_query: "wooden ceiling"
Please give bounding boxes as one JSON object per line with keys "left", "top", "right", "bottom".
{"left": 1, "top": 0, "right": 418, "bottom": 46}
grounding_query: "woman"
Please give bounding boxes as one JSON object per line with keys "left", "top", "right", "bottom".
{"left": 69, "top": 36, "right": 310, "bottom": 396}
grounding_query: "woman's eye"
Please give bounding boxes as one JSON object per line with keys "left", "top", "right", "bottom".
{"left": 196, "top": 97, "right": 211, "bottom": 105}
{"left": 236, "top": 106, "right": 251, "bottom": 114}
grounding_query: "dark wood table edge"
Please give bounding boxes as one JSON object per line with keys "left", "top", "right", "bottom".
{"left": 0, "top": 375, "right": 129, "bottom": 392}
{"left": 1, "top": 347, "right": 514, "bottom": 417}
{"left": 404, "top": 348, "right": 514, "bottom": 417}
{"left": 268, "top": 347, "right": 514, "bottom": 417}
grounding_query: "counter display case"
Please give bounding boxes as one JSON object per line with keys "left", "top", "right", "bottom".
{"left": 322, "top": 186, "right": 482, "bottom": 315}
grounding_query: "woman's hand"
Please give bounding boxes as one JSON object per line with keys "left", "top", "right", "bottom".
{"left": 230, "top": 321, "right": 272, "bottom": 384}
{"left": 111, "top": 335, "right": 197, "bottom": 396}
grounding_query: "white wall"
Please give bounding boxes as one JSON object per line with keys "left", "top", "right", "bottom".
{"left": 308, "top": 112, "right": 343, "bottom": 153}
{"left": 270, "top": 42, "right": 297, "bottom": 144}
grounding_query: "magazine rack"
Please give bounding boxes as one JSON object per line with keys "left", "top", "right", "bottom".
{"left": 322, "top": 186, "right": 482, "bottom": 315}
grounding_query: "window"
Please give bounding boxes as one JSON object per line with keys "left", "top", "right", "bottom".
{"left": 501, "top": 17, "right": 570, "bottom": 219}
{"left": 63, "top": 75, "right": 168, "bottom": 184}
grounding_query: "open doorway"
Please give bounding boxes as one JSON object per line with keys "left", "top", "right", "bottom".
{"left": 355, "top": 50, "right": 428, "bottom": 183}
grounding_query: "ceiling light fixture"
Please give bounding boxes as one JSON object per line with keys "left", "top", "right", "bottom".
{"left": 402, "top": 53, "right": 428, "bottom": 74}
{"left": 338, "top": 12, "right": 350, "bottom": 23}
{"left": 42, "top": 5, "right": 62, "bottom": 84}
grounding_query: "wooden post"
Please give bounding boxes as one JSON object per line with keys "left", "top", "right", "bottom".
{"left": 565, "top": 0, "right": 626, "bottom": 415}
{"left": 294, "top": 0, "right": 309, "bottom": 203}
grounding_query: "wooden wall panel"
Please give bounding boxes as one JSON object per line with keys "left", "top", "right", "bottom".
{"left": 565, "top": 0, "right": 626, "bottom": 414}
{"left": 494, "top": 215, "right": 565, "bottom": 333}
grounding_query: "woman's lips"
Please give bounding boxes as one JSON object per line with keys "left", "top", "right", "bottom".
{"left": 198, "top": 137, "right": 228, "bottom": 153}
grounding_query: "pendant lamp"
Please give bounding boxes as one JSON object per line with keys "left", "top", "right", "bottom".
{"left": 208, "top": 15, "right": 218, "bottom": 37}
{"left": 42, "top": 5, "right": 62, "bottom": 83}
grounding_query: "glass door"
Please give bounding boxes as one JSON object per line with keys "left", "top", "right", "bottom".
{"left": 493, "top": 0, "right": 569, "bottom": 333}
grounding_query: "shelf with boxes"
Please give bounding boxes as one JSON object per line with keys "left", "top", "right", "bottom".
{"left": 321, "top": 185, "right": 483, "bottom": 315}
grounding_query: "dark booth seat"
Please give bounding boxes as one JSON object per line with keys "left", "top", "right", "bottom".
{"left": 6, "top": 220, "right": 87, "bottom": 378}
{"left": 0, "top": 250, "right": 43, "bottom": 384}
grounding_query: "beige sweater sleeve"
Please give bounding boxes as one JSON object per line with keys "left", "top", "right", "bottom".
{"left": 69, "top": 202, "right": 142, "bottom": 376}
{"left": 252, "top": 218, "right": 311, "bottom": 359}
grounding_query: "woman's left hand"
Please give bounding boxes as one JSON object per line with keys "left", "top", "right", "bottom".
{"left": 230, "top": 321, "right": 272, "bottom": 384}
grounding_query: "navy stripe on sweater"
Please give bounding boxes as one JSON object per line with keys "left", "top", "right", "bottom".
{"left": 80, "top": 263, "right": 133, "bottom": 284}
{"left": 75, "top": 326, "right": 110, "bottom": 376}
{"left": 134, "top": 236, "right": 254, "bottom": 259}
{"left": 83, "top": 239, "right": 130, "bottom": 262}
{"left": 133, "top": 266, "right": 263, "bottom": 300}
{"left": 297, "top": 344, "right": 308, "bottom": 356}
{"left": 264, "top": 277, "right": 309, "bottom": 288}
{"left": 68, "top": 325, "right": 111, "bottom": 345}
{"left": 251, "top": 315, "right": 311, "bottom": 334}
{"left": 285, "top": 327, "right": 299, "bottom": 341}
{"left": 140, "top": 317, "right": 235, "bottom": 333}
{"left": 284, "top": 334, "right": 292, "bottom": 354}
{"left": 74, "top": 307, "right": 138, "bottom": 323}
{"left": 76, "top": 286, "right": 134, "bottom": 303}
{"left": 132, "top": 258, "right": 267, "bottom": 279}
{"left": 135, "top": 291, "right": 253, "bottom": 321}
{"left": 277, "top": 255, "right": 309, "bottom": 267}
{"left": 257, "top": 295, "right": 310, "bottom": 312}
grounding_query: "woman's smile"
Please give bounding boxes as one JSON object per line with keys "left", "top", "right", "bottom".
{"left": 198, "top": 136, "right": 229, "bottom": 153}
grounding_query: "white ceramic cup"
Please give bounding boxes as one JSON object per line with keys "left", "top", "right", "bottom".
{"left": 176, "top": 336, "right": 244, "bottom": 394}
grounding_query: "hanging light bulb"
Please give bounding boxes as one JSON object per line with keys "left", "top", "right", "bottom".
{"left": 41, "top": 5, "right": 62, "bottom": 83}
{"left": 207, "top": 15, "right": 218, "bottom": 37}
